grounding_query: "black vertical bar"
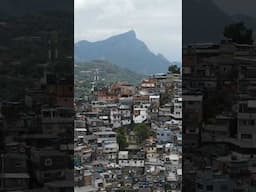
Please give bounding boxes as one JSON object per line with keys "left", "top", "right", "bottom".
{"left": 0, "top": 0, "right": 74, "bottom": 191}
{"left": 183, "top": 0, "right": 256, "bottom": 191}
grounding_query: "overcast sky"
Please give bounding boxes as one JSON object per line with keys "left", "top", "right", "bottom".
{"left": 75, "top": 0, "right": 181, "bottom": 62}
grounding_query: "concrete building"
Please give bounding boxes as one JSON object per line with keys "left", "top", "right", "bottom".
{"left": 133, "top": 103, "right": 150, "bottom": 124}
{"left": 156, "top": 128, "right": 172, "bottom": 144}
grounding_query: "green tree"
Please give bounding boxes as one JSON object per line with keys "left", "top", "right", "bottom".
{"left": 134, "top": 123, "right": 150, "bottom": 144}
{"left": 117, "top": 128, "right": 128, "bottom": 150}
{"left": 168, "top": 65, "right": 180, "bottom": 74}
{"left": 224, "top": 22, "right": 253, "bottom": 44}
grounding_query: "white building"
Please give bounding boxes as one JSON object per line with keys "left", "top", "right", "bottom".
{"left": 110, "top": 107, "right": 121, "bottom": 128}
{"left": 133, "top": 103, "right": 150, "bottom": 124}
{"left": 119, "top": 104, "right": 132, "bottom": 126}
{"left": 165, "top": 154, "right": 179, "bottom": 166}
{"left": 102, "top": 141, "right": 119, "bottom": 160}
{"left": 93, "top": 131, "right": 116, "bottom": 149}
{"left": 118, "top": 151, "right": 145, "bottom": 167}
{"left": 149, "top": 95, "right": 160, "bottom": 105}
{"left": 171, "top": 97, "right": 182, "bottom": 120}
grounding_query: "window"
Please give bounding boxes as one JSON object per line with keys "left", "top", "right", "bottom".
{"left": 239, "top": 103, "right": 247, "bottom": 113}
{"left": 241, "top": 134, "right": 252, "bottom": 139}
{"left": 15, "top": 162, "right": 23, "bottom": 168}
{"left": 98, "top": 183, "right": 103, "bottom": 187}
{"left": 43, "top": 111, "right": 51, "bottom": 118}
{"left": 44, "top": 158, "right": 53, "bottom": 166}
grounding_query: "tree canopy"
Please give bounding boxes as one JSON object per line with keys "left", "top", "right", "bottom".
{"left": 116, "top": 128, "right": 128, "bottom": 150}
{"left": 223, "top": 22, "right": 253, "bottom": 44}
{"left": 168, "top": 65, "right": 180, "bottom": 74}
{"left": 134, "top": 123, "right": 150, "bottom": 144}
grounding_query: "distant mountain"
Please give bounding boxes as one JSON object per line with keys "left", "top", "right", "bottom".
{"left": 75, "top": 60, "right": 145, "bottom": 97}
{"left": 183, "top": 0, "right": 256, "bottom": 45}
{"left": 75, "top": 30, "right": 174, "bottom": 75}
{"left": 183, "top": 0, "right": 232, "bottom": 45}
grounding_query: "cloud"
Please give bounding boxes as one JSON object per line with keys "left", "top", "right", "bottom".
{"left": 75, "top": 0, "right": 181, "bottom": 61}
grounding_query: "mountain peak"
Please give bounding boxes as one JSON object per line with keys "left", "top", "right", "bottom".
{"left": 109, "top": 30, "right": 136, "bottom": 41}
{"left": 125, "top": 30, "right": 136, "bottom": 37}
{"left": 75, "top": 30, "right": 171, "bottom": 74}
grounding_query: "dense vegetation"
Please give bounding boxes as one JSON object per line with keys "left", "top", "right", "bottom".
{"left": 224, "top": 22, "right": 253, "bottom": 44}
{"left": 75, "top": 60, "right": 145, "bottom": 98}
{"left": 168, "top": 65, "right": 181, "bottom": 74}
{"left": 116, "top": 128, "right": 128, "bottom": 150}
{"left": 134, "top": 123, "right": 150, "bottom": 144}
